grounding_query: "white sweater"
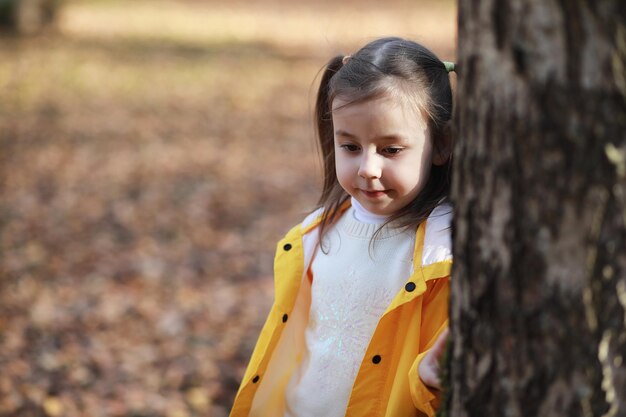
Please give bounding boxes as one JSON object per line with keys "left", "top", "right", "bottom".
{"left": 284, "top": 198, "right": 417, "bottom": 417}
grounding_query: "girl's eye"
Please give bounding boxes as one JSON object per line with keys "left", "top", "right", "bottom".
{"left": 340, "top": 144, "right": 360, "bottom": 152}
{"left": 382, "top": 147, "right": 403, "bottom": 155}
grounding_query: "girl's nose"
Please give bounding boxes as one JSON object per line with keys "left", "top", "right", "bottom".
{"left": 358, "top": 153, "right": 382, "bottom": 179}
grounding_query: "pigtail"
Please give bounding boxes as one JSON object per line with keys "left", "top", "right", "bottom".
{"left": 315, "top": 55, "right": 344, "bottom": 204}
{"left": 315, "top": 55, "right": 350, "bottom": 251}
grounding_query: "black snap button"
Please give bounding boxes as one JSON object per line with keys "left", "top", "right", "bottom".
{"left": 282, "top": 314, "right": 288, "bottom": 323}
{"left": 252, "top": 375, "right": 260, "bottom": 383}
{"left": 283, "top": 243, "right": 292, "bottom": 251}
{"left": 372, "top": 355, "right": 382, "bottom": 364}
{"left": 405, "top": 282, "right": 416, "bottom": 292}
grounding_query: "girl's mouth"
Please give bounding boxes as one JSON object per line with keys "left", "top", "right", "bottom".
{"left": 361, "top": 189, "right": 388, "bottom": 198}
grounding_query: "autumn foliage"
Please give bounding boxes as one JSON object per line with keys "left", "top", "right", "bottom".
{"left": 0, "top": 1, "right": 455, "bottom": 416}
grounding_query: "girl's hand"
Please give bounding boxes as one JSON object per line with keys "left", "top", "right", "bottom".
{"left": 418, "top": 327, "right": 449, "bottom": 390}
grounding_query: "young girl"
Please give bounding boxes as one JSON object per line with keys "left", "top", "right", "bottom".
{"left": 230, "top": 37, "right": 454, "bottom": 417}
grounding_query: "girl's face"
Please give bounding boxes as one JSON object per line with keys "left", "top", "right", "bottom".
{"left": 332, "top": 94, "right": 442, "bottom": 217}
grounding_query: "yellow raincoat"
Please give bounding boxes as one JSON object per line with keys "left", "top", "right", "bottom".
{"left": 229, "top": 203, "right": 451, "bottom": 417}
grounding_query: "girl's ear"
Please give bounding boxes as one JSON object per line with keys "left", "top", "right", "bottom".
{"left": 432, "top": 122, "right": 452, "bottom": 166}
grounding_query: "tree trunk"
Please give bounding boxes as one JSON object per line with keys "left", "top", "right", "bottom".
{"left": 0, "top": 0, "right": 59, "bottom": 34}
{"left": 448, "top": 1, "right": 626, "bottom": 416}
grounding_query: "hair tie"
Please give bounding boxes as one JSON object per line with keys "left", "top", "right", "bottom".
{"left": 342, "top": 55, "right": 352, "bottom": 65}
{"left": 443, "top": 61, "right": 456, "bottom": 73}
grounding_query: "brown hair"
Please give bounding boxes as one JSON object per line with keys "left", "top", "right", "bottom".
{"left": 314, "top": 37, "right": 453, "bottom": 242}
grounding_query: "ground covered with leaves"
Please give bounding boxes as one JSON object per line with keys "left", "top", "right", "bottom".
{"left": 0, "top": 1, "right": 454, "bottom": 416}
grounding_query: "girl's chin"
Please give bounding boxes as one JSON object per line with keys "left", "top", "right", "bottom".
{"left": 355, "top": 199, "right": 395, "bottom": 216}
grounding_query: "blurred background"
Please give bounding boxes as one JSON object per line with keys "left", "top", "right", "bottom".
{"left": 0, "top": 1, "right": 456, "bottom": 416}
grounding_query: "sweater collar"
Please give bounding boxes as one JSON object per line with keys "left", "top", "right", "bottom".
{"left": 351, "top": 197, "right": 389, "bottom": 225}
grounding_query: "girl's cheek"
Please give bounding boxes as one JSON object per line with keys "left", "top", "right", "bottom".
{"left": 337, "top": 155, "right": 353, "bottom": 173}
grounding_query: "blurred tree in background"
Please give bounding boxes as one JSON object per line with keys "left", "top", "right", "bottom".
{"left": 0, "top": 0, "right": 61, "bottom": 34}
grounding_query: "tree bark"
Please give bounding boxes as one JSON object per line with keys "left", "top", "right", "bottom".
{"left": 0, "top": 0, "right": 59, "bottom": 34}
{"left": 449, "top": 1, "right": 626, "bottom": 416}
